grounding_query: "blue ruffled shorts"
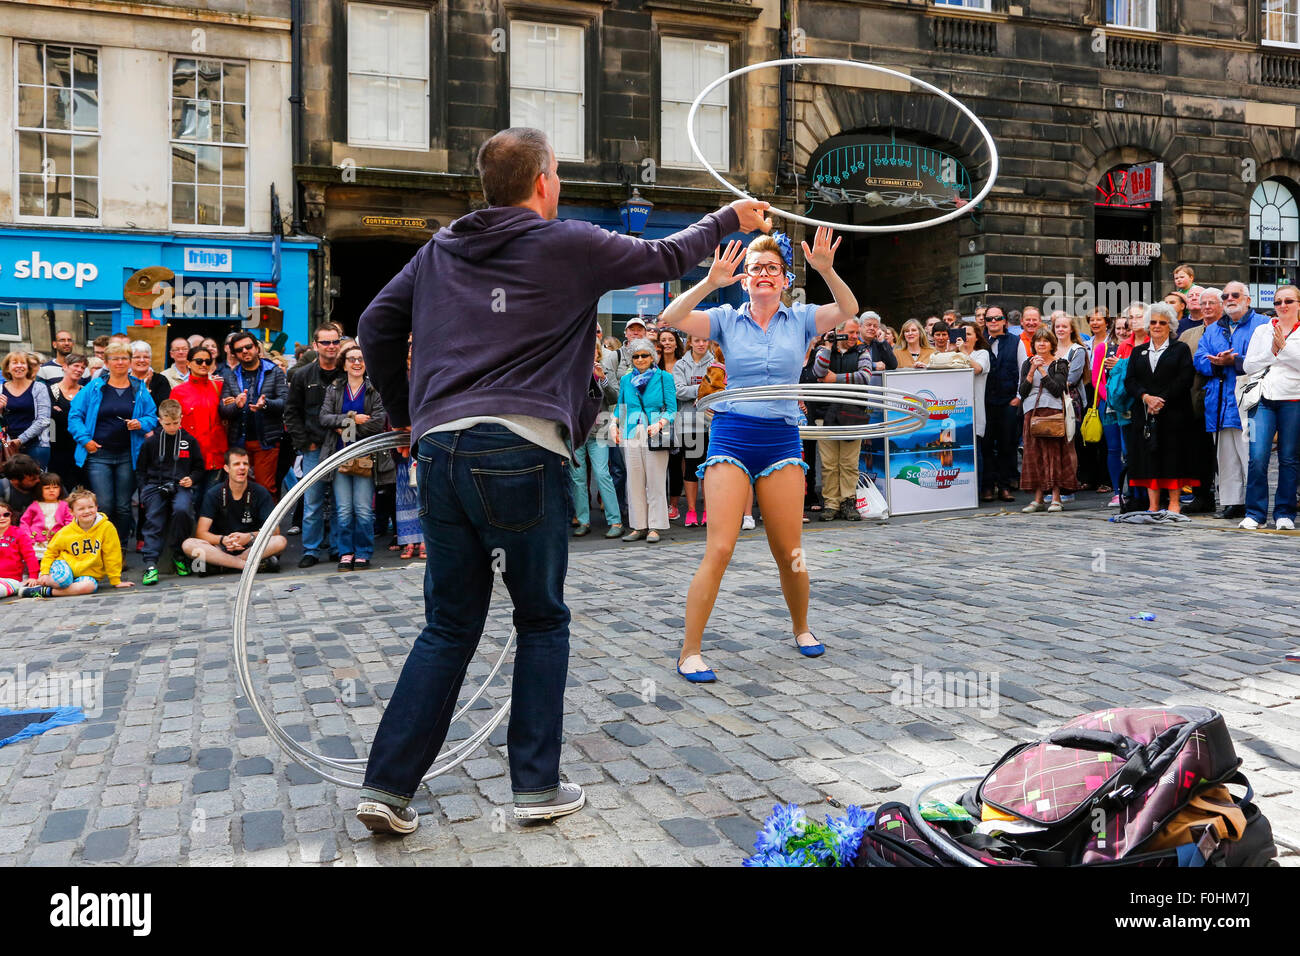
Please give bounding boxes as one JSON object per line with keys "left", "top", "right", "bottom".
{"left": 696, "top": 412, "right": 807, "bottom": 483}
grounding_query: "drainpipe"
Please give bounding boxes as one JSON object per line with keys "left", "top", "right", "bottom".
{"left": 290, "top": 0, "right": 305, "bottom": 232}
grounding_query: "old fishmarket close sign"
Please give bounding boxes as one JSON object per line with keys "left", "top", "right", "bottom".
{"left": 1096, "top": 239, "right": 1161, "bottom": 267}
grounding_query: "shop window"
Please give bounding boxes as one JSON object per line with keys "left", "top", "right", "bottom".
{"left": 347, "top": 3, "right": 430, "bottom": 150}
{"left": 170, "top": 58, "right": 248, "bottom": 228}
{"left": 661, "top": 38, "right": 729, "bottom": 170}
{"left": 1265, "top": 0, "right": 1300, "bottom": 45}
{"left": 1106, "top": 0, "right": 1155, "bottom": 31}
{"left": 1249, "top": 178, "right": 1300, "bottom": 309}
{"left": 933, "top": 0, "right": 993, "bottom": 10}
{"left": 15, "top": 43, "right": 99, "bottom": 220}
{"left": 0, "top": 304, "right": 20, "bottom": 342}
{"left": 510, "top": 21, "right": 584, "bottom": 161}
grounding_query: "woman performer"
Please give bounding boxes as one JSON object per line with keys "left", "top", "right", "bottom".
{"left": 659, "top": 227, "right": 857, "bottom": 682}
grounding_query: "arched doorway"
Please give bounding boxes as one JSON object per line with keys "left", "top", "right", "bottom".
{"left": 801, "top": 129, "right": 975, "bottom": 324}
{"left": 1093, "top": 164, "right": 1160, "bottom": 312}
{"left": 1249, "top": 178, "right": 1300, "bottom": 310}
{"left": 329, "top": 238, "right": 423, "bottom": 337}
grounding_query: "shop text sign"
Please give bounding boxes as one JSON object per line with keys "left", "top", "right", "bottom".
{"left": 1096, "top": 239, "right": 1161, "bottom": 267}
{"left": 182, "top": 247, "right": 233, "bottom": 273}
{"left": 1122, "top": 162, "right": 1163, "bottom": 205}
{"left": 6, "top": 251, "right": 99, "bottom": 288}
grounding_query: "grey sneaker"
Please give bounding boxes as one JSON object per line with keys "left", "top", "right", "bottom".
{"left": 513, "top": 782, "right": 585, "bottom": 822}
{"left": 356, "top": 800, "right": 419, "bottom": 835}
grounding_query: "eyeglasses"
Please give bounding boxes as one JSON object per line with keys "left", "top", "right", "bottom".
{"left": 1223, "top": 292, "right": 1244, "bottom": 299}
{"left": 1148, "top": 320, "right": 1170, "bottom": 327}
{"left": 345, "top": 356, "right": 365, "bottom": 363}
{"left": 631, "top": 353, "right": 653, "bottom": 359}
{"left": 235, "top": 344, "right": 257, "bottom": 353}
{"left": 1277, "top": 298, "right": 1298, "bottom": 305}
{"left": 316, "top": 338, "right": 340, "bottom": 346}
{"left": 191, "top": 357, "right": 213, "bottom": 366}
{"left": 746, "top": 263, "right": 784, "bottom": 276}
{"left": 107, "top": 355, "right": 129, "bottom": 361}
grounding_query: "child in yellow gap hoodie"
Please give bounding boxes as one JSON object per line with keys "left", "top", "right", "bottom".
{"left": 27, "top": 488, "right": 134, "bottom": 597}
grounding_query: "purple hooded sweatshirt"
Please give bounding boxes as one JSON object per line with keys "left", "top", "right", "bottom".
{"left": 357, "top": 205, "right": 741, "bottom": 451}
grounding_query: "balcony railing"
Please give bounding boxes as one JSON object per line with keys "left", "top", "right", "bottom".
{"left": 1105, "top": 35, "right": 1162, "bottom": 74}
{"left": 930, "top": 16, "right": 997, "bottom": 56}
{"left": 1262, "top": 52, "right": 1300, "bottom": 89}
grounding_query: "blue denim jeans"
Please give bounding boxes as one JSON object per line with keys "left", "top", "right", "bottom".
{"left": 1246, "top": 398, "right": 1300, "bottom": 523}
{"left": 361, "top": 425, "right": 572, "bottom": 805}
{"left": 85, "top": 448, "right": 135, "bottom": 545}
{"left": 332, "top": 470, "right": 375, "bottom": 559}
{"left": 301, "top": 447, "right": 343, "bottom": 558}
{"left": 1099, "top": 398, "right": 1125, "bottom": 494}
{"left": 569, "top": 434, "right": 619, "bottom": 527}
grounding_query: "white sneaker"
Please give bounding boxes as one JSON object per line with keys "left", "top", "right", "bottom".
{"left": 1276, "top": 518, "right": 1295, "bottom": 531}
{"left": 741, "top": 515, "right": 756, "bottom": 530}
{"left": 514, "top": 782, "right": 585, "bottom": 821}
{"left": 1238, "top": 517, "right": 1260, "bottom": 530}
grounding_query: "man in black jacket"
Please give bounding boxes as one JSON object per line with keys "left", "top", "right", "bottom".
{"left": 812, "top": 317, "right": 874, "bottom": 520}
{"left": 137, "top": 399, "right": 205, "bottom": 585}
{"left": 219, "top": 331, "right": 288, "bottom": 498}
{"left": 284, "top": 326, "right": 345, "bottom": 567}
{"left": 983, "top": 308, "right": 1021, "bottom": 502}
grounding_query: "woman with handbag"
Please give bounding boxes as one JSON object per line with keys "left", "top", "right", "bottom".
{"left": 610, "top": 339, "right": 676, "bottom": 544}
{"left": 48, "top": 353, "right": 89, "bottom": 491}
{"left": 1240, "top": 284, "right": 1300, "bottom": 530}
{"left": 674, "top": 334, "right": 723, "bottom": 526}
{"left": 320, "top": 344, "right": 392, "bottom": 570}
{"left": 658, "top": 328, "right": 687, "bottom": 521}
{"left": 1086, "top": 309, "right": 1122, "bottom": 502}
{"left": 1019, "top": 327, "right": 1078, "bottom": 512}
{"left": 1123, "top": 303, "right": 1197, "bottom": 514}
{"left": 1051, "top": 311, "right": 1089, "bottom": 494}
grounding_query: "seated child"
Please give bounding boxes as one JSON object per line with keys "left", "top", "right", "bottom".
{"left": 136, "top": 399, "right": 204, "bottom": 586}
{"left": 0, "top": 499, "right": 38, "bottom": 598}
{"left": 20, "top": 472, "right": 73, "bottom": 559}
{"left": 24, "top": 488, "right": 134, "bottom": 596}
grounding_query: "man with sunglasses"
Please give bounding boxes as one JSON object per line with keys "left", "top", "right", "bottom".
{"left": 1194, "top": 283, "right": 1267, "bottom": 519}
{"left": 219, "top": 331, "right": 288, "bottom": 497}
{"left": 285, "top": 326, "right": 347, "bottom": 566}
{"left": 981, "top": 307, "right": 1022, "bottom": 502}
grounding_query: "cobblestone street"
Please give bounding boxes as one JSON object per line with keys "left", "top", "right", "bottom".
{"left": 1, "top": 505, "right": 1297, "bottom": 866}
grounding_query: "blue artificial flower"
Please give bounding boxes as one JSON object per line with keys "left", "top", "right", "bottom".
{"left": 752, "top": 803, "right": 807, "bottom": 856}
{"left": 772, "top": 231, "right": 794, "bottom": 267}
{"left": 824, "top": 805, "right": 876, "bottom": 867}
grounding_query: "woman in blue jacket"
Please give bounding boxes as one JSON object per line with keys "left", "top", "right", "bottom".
{"left": 610, "top": 339, "right": 676, "bottom": 544}
{"left": 68, "top": 341, "right": 159, "bottom": 547}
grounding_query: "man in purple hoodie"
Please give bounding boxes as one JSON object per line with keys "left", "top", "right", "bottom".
{"left": 354, "top": 127, "right": 770, "bottom": 834}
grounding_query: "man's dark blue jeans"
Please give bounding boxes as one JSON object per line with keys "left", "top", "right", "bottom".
{"left": 361, "top": 424, "right": 572, "bottom": 808}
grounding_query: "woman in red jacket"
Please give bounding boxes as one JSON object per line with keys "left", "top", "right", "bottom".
{"left": 0, "top": 499, "right": 38, "bottom": 597}
{"left": 170, "top": 345, "right": 227, "bottom": 501}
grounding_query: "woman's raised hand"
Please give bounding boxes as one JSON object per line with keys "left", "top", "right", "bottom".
{"left": 801, "top": 226, "right": 842, "bottom": 274}
{"left": 707, "top": 241, "right": 746, "bottom": 289}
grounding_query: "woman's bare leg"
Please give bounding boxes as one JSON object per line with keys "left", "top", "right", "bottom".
{"left": 755, "top": 465, "right": 813, "bottom": 644}
{"left": 680, "top": 464, "right": 750, "bottom": 671}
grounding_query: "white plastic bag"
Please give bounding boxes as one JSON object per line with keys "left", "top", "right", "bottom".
{"left": 855, "top": 473, "right": 889, "bottom": 521}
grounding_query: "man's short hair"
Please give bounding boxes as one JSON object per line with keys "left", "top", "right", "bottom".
{"left": 67, "top": 488, "right": 97, "bottom": 509}
{"left": 477, "top": 127, "right": 552, "bottom": 207}
{"left": 108, "top": 332, "right": 129, "bottom": 343}
{"left": 932, "top": 322, "right": 950, "bottom": 336}
{"left": 859, "top": 310, "right": 881, "bottom": 324}
{"left": 157, "top": 398, "right": 183, "bottom": 420}
{"left": 3, "top": 454, "right": 42, "bottom": 480}
{"left": 1200, "top": 287, "right": 1223, "bottom": 303}
{"left": 93, "top": 335, "right": 110, "bottom": 348}
{"left": 225, "top": 446, "right": 249, "bottom": 465}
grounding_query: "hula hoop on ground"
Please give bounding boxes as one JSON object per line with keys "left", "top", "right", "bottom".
{"left": 911, "top": 775, "right": 986, "bottom": 867}
{"left": 695, "top": 382, "right": 931, "bottom": 441}
{"left": 230, "top": 430, "right": 512, "bottom": 789}
{"left": 686, "top": 57, "right": 999, "bottom": 234}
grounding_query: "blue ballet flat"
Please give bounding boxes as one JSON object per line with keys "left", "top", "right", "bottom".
{"left": 677, "top": 660, "right": 717, "bottom": 683}
{"left": 795, "top": 633, "right": 825, "bottom": 658}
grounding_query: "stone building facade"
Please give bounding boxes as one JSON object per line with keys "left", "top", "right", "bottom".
{"left": 0, "top": 0, "right": 315, "bottom": 353}
{"left": 295, "top": 0, "right": 788, "bottom": 334}
{"left": 788, "top": 0, "right": 1300, "bottom": 322}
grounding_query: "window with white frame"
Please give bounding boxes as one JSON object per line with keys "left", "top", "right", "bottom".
{"left": 16, "top": 43, "right": 99, "bottom": 220}
{"left": 661, "top": 38, "right": 729, "bottom": 169}
{"left": 170, "top": 58, "right": 247, "bottom": 228}
{"left": 933, "top": 0, "right": 992, "bottom": 10}
{"left": 510, "top": 21, "right": 584, "bottom": 161}
{"left": 1264, "top": 0, "right": 1300, "bottom": 45}
{"left": 347, "top": 3, "right": 430, "bottom": 149}
{"left": 1106, "top": 0, "right": 1155, "bottom": 31}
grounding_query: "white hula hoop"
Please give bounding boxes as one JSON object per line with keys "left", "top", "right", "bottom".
{"left": 696, "top": 383, "right": 931, "bottom": 440}
{"left": 686, "top": 57, "right": 999, "bottom": 234}
{"left": 230, "top": 430, "right": 512, "bottom": 789}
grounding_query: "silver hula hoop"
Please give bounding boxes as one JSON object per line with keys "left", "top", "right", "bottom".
{"left": 686, "top": 57, "right": 999, "bottom": 234}
{"left": 696, "top": 383, "right": 931, "bottom": 440}
{"left": 230, "top": 430, "right": 513, "bottom": 789}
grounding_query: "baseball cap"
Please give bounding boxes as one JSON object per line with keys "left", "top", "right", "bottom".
{"left": 625, "top": 317, "right": 648, "bottom": 331}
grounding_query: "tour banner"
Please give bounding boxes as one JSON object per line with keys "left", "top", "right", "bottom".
{"left": 881, "top": 368, "right": 978, "bottom": 516}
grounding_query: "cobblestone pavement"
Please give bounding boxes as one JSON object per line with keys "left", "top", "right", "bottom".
{"left": 1, "top": 502, "right": 1297, "bottom": 867}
